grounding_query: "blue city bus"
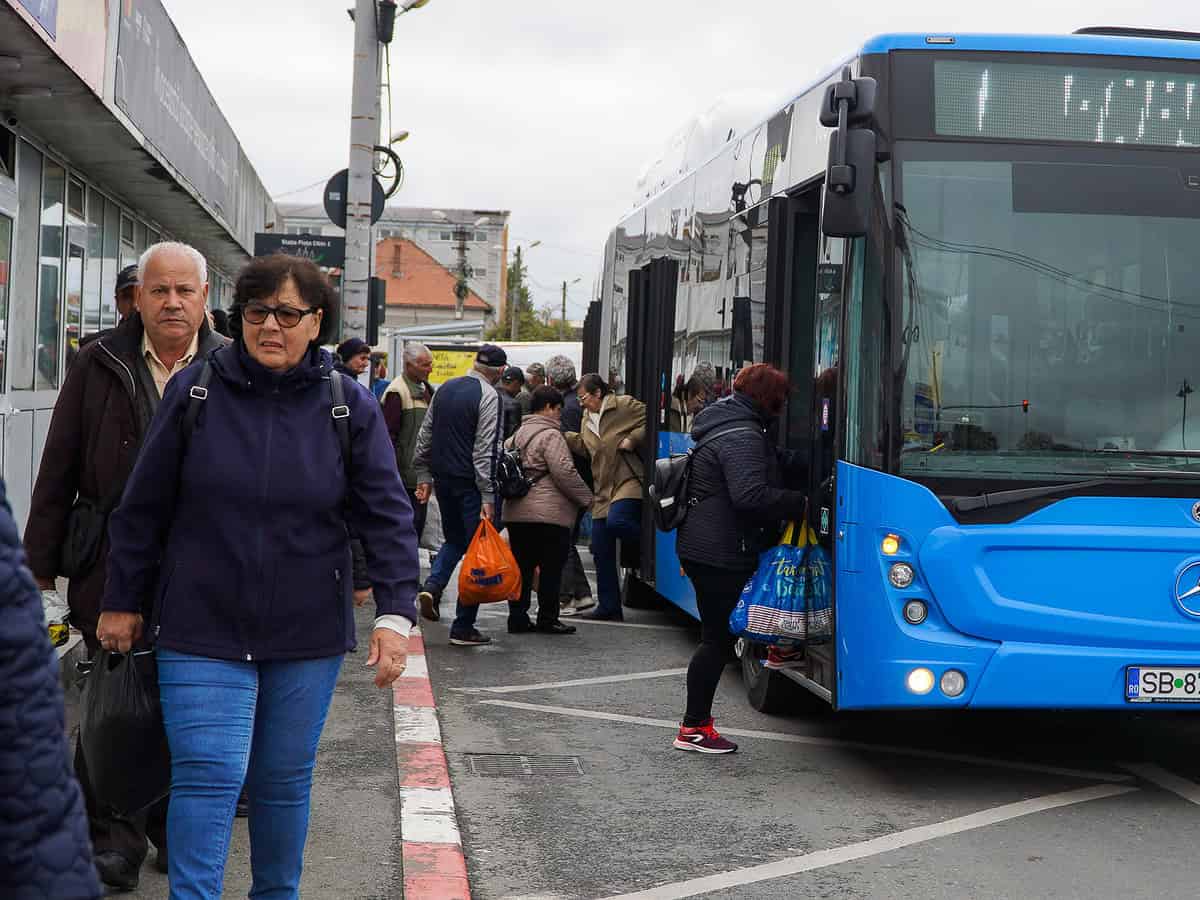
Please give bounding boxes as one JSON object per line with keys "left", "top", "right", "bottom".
{"left": 591, "top": 28, "right": 1200, "bottom": 712}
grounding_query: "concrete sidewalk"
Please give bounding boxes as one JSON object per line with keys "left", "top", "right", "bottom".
{"left": 65, "top": 604, "right": 403, "bottom": 898}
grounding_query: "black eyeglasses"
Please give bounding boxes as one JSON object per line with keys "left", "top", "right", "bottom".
{"left": 242, "top": 303, "right": 319, "bottom": 328}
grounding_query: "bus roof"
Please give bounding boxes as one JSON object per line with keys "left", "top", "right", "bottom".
{"left": 861, "top": 32, "right": 1200, "bottom": 61}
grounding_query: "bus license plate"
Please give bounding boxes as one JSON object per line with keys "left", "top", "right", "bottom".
{"left": 1126, "top": 667, "right": 1200, "bottom": 703}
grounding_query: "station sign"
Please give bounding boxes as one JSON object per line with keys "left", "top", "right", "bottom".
{"left": 254, "top": 233, "right": 346, "bottom": 269}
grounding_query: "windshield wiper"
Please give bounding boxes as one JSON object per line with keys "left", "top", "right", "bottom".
{"left": 1087, "top": 449, "right": 1200, "bottom": 460}
{"left": 945, "top": 468, "right": 1200, "bottom": 513}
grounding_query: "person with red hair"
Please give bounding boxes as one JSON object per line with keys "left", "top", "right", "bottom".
{"left": 673, "top": 363, "right": 808, "bottom": 753}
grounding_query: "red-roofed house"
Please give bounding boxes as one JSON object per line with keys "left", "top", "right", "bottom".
{"left": 374, "top": 237, "right": 494, "bottom": 328}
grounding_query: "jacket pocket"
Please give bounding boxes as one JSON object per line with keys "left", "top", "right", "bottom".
{"left": 266, "top": 553, "right": 348, "bottom": 654}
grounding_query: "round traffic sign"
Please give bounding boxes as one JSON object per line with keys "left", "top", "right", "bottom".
{"left": 323, "top": 169, "right": 386, "bottom": 228}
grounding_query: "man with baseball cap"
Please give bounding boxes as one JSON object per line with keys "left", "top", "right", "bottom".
{"left": 78, "top": 264, "right": 141, "bottom": 350}
{"left": 413, "top": 344, "right": 507, "bottom": 645}
{"left": 499, "top": 365, "right": 525, "bottom": 439}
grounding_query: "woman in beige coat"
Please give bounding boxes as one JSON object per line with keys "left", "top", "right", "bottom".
{"left": 503, "top": 387, "right": 594, "bottom": 634}
{"left": 566, "top": 373, "right": 646, "bottom": 621}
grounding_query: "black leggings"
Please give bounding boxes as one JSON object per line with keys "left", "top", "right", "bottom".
{"left": 507, "top": 522, "right": 573, "bottom": 626}
{"left": 681, "top": 560, "right": 755, "bottom": 726}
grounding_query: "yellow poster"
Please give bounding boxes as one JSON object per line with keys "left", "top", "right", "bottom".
{"left": 430, "top": 350, "right": 477, "bottom": 385}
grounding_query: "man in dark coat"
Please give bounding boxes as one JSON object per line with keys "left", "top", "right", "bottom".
{"left": 0, "top": 478, "right": 101, "bottom": 900}
{"left": 23, "top": 241, "right": 225, "bottom": 891}
{"left": 336, "top": 337, "right": 371, "bottom": 381}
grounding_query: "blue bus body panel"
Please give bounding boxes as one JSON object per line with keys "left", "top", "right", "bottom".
{"left": 861, "top": 32, "right": 1200, "bottom": 61}
{"left": 836, "top": 462, "right": 1200, "bottom": 709}
{"left": 655, "top": 432, "right": 698, "bottom": 618}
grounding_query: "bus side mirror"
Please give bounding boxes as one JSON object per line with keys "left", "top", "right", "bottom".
{"left": 820, "top": 69, "right": 878, "bottom": 238}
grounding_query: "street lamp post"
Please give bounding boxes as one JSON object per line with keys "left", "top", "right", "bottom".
{"left": 561, "top": 277, "right": 581, "bottom": 340}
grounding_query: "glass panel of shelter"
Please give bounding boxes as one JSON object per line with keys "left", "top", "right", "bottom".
{"left": 37, "top": 159, "right": 65, "bottom": 391}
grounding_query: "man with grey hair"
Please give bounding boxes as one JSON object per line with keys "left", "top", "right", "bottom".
{"left": 546, "top": 354, "right": 596, "bottom": 615}
{"left": 382, "top": 341, "right": 435, "bottom": 538}
{"left": 24, "top": 240, "right": 225, "bottom": 891}
{"left": 413, "top": 343, "right": 507, "bottom": 645}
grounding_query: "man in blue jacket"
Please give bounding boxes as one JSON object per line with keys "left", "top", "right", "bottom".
{"left": 413, "top": 344, "right": 506, "bottom": 645}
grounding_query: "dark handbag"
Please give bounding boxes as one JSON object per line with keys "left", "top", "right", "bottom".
{"left": 78, "top": 649, "right": 171, "bottom": 816}
{"left": 60, "top": 493, "right": 119, "bottom": 579}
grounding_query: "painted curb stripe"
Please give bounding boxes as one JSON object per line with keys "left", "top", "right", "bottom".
{"left": 393, "top": 631, "right": 472, "bottom": 899}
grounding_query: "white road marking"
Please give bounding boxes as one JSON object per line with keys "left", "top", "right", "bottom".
{"left": 400, "top": 654, "right": 428, "bottom": 679}
{"left": 399, "top": 787, "right": 463, "bottom": 845}
{"left": 453, "top": 668, "right": 689, "bottom": 694}
{"left": 1123, "top": 763, "right": 1200, "bottom": 806}
{"left": 479, "top": 700, "right": 1134, "bottom": 784}
{"left": 393, "top": 705, "right": 442, "bottom": 744}
{"left": 600, "top": 783, "right": 1136, "bottom": 900}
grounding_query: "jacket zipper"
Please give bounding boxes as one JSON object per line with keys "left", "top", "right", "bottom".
{"left": 98, "top": 341, "right": 137, "bottom": 403}
{"left": 246, "top": 389, "right": 279, "bottom": 662}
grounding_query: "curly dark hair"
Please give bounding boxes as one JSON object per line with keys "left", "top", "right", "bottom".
{"left": 228, "top": 254, "right": 338, "bottom": 346}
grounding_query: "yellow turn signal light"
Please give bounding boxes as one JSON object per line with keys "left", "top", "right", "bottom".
{"left": 881, "top": 534, "right": 901, "bottom": 556}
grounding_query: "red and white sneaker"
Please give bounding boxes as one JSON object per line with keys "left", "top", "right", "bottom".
{"left": 673, "top": 718, "right": 738, "bottom": 754}
{"left": 764, "top": 646, "right": 805, "bottom": 670}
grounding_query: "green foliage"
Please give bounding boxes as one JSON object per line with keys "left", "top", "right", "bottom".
{"left": 485, "top": 254, "right": 562, "bottom": 342}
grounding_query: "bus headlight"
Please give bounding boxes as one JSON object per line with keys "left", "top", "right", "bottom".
{"left": 889, "top": 562, "right": 915, "bottom": 589}
{"left": 940, "top": 669, "right": 967, "bottom": 698}
{"left": 903, "top": 600, "right": 928, "bottom": 624}
{"left": 906, "top": 667, "right": 935, "bottom": 695}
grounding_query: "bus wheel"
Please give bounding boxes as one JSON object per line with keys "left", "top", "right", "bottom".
{"left": 737, "top": 639, "right": 799, "bottom": 714}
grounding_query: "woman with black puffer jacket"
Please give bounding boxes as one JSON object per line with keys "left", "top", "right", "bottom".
{"left": 673, "top": 364, "right": 808, "bottom": 754}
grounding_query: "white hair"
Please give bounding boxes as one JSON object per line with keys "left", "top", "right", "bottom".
{"left": 138, "top": 241, "right": 208, "bottom": 285}
{"left": 403, "top": 341, "right": 432, "bottom": 364}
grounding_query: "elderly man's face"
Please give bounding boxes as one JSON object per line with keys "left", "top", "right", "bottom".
{"left": 138, "top": 248, "right": 208, "bottom": 349}
{"left": 528, "top": 373, "right": 546, "bottom": 390}
{"left": 348, "top": 351, "right": 371, "bottom": 376}
{"left": 115, "top": 286, "right": 138, "bottom": 321}
{"left": 405, "top": 353, "right": 433, "bottom": 382}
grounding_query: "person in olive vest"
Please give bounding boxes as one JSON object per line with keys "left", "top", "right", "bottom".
{"left": 382, "top": 341, "right": 435, "bottom": 538}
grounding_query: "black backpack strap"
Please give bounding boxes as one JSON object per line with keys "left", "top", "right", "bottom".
{"left": 180, "top": 360, "right": 214, "bottom": 450}
{"left": 328, "top": 371, "right": 352, "bottom": 467}
{"left": 690, "top": 425, "right": 758, "bottom": 455}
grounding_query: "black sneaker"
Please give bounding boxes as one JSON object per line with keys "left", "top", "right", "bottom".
{"left": 507, "top": 619, "right": 536, "bottom": 634}
{"left": 417, "top": 584, "right": 442, "bottom": 622}
{"left": 535, "top": 622, "right": 577, "bottom": 635}
{"left": 449, "top": 629, "right": 492, "bottom": 646}
{"left": 94, "top": 851, "right": 139, "bottom": 892}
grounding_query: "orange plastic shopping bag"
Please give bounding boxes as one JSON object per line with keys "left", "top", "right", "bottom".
{"left": 457, "top": 519, "right": 522, "bottom": 605}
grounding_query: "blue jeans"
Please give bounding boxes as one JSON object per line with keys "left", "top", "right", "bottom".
{"left": 590, "top": 499, "right": 642, "bottom": 615}
{"left": 156, "top": 649, "right": 344, "bottom": 900}
{"left": 426, "top": 480, "right": 486, "bottom": 638}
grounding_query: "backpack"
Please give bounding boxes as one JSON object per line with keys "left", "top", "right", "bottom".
{"left": 495, "top": 430, "right": 548, "bottom": 500}
{"left": 648, "top": 426, "right": 757, "bottom": 532}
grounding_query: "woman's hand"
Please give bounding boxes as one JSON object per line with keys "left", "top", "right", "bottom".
{"left": 415, "top": 483, "right": 432, "bottom": 504}
{"left": 96, "top": 611, "right": 143, "bottom": 653}
{"left": 618, "top": 437, "right": 635, "bottom": 452}
{"left": 354, "top": 588, "right": 373, "bottom": 608}
{"left": 366, "top": 628, "right": 410, "bottom": 688}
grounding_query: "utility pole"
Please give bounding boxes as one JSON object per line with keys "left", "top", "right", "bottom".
{"left": 561, "top": 280, "right": 568, "bottom": 340}
{"left": 510, "top": 244, "right": 522, "bottom": 342}
{"left": 343, "top": 0, "right": 380, "bottom": 341}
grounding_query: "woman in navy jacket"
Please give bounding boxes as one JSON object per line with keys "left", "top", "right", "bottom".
{"left": 97, "top": 254, "right": 418, "bottom": 899}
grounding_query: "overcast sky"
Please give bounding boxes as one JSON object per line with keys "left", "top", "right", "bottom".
{"left": 162, "top": 0, "right": 1194, "bottom": 320}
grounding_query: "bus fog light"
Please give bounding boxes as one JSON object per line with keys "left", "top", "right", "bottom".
{"left": 940, "top": 669, "right": 967, "bottom": 697}
{"left": 903, "top": 600, "right": 928, "bottom": 624}
{"left": 881, "top": 534, "right": 901, "bottom": 555}
{"left": 906, "top": 667, "right": 935, "bottom": 695}
{"left": 889, "top": 562, "right": 915, "bottom": 589}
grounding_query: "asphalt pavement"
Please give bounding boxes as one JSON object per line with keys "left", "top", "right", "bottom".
{"left": 422, "top": 553, "right": 1200, "bottom": 900}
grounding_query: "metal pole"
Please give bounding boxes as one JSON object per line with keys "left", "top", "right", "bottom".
{"left": 343, "top": 0, "right": 379, "bottom": 341}
{"left": 510, "top": 245, "right": 521, "bottom": 342}
{"left": 561, "top": 280, "right": 567, "bottom": 340}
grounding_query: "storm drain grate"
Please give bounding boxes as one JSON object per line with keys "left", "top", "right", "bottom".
{"left": 465, "top": 754, "right": 584, "bottom": 777}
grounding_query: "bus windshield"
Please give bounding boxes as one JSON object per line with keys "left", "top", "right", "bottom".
{"left": 895, "top": 142, "right": 1200, "bottom": 481}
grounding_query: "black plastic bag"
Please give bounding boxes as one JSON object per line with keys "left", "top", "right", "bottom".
{"left": 78, "top": 650, "right": 171, "bottom": 817}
